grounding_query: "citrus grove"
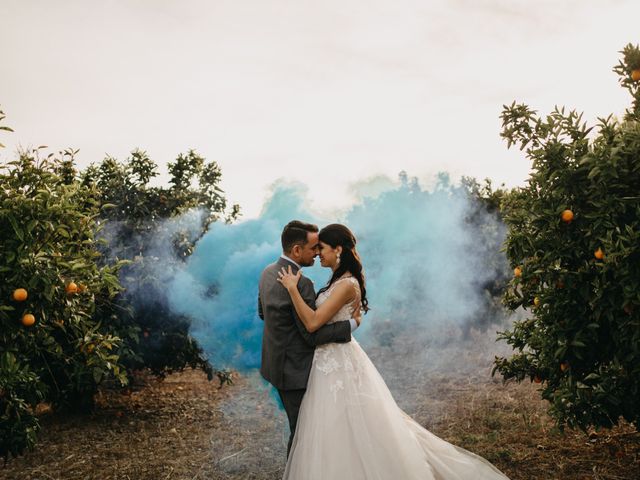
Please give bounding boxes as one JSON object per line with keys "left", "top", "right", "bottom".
{"left": 0, "top": 108, "right": 239, "bottom": 460}
{"left": 494, "top": 44, "right": 640, "bottom": 430}
{"left": 2, "top": 43, "right": 639, "bottom": 466}
{"left": 0, "top": 142, "right": 127, "bottom": 460}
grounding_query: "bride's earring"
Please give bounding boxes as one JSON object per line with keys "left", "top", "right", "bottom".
{"left": 336, "top": 253, "right": 341, "bottom": 266}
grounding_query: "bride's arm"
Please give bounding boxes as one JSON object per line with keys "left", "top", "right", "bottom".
{"left": 278, "top": 266, "right": 357, "bottom": 333}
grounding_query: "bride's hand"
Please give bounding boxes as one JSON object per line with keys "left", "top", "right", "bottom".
{"left": 277, "top": 265, "right": 302, "bottom": 291}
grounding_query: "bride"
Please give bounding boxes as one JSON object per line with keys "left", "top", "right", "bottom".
{"left": 277, "top": 223, "right": 510, "bottom": 480}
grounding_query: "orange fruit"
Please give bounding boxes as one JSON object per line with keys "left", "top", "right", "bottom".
{"left": 632, "top": 69, "right": 640, "bottom": 82}
{"left": 560, "top": 361, "right": 570, "bottom": 372}
{"left": 66, "top": 282, "right": 78, "bottom": 295}
{"left": 77, "top": 283, "right": 86, "bottom": 293}
{"left": 54, "top": 319, "right": 65, "bottom": 327}
{"left": 561, "top": 209, "right": 574, "bottom": 223}
{"left": 533, "top": 297, "right": 541, "bottom": 307}
{"left": 594, "top": 248, "right": 604, "bottom": 260}
{"left": 514, "top": 267, "right": 522, "bottom": 278}
{"left": 533, "top": 375, "right": 542, "bottom": 384}
{"left": 21, "top": 313, "right": 36, "bottom": 327}
{"left": 12, "top": 288, "right": 28, "bottom": 302}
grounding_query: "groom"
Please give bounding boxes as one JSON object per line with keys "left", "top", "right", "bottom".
{"left": 258, "top": 220, "right": 358, "bottom": 456}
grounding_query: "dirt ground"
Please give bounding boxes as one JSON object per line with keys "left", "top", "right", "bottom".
{"left": 2, "top": 331, "right": 639, "bottom": 480}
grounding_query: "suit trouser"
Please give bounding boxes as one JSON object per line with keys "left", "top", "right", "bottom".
{"left": 277, "top": 388, "right": 306, "bottom": 457}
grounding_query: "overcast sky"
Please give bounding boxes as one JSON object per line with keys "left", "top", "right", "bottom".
{"left": 1, "top": 0, "right": 638, "bottom": 218}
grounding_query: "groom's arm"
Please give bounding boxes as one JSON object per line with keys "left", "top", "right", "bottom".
{"left": 292, "top": 277, "right": 351, "bottom": 347}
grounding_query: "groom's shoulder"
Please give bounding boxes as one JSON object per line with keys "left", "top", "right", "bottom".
{"left": 297, "top": 272, "right": 314, "bottom": 291}
{"left": 260, "top": 259, "right": 291, "bottom": 281}
{"left": 260, "top": 261, "right": 280, "bottom": 278}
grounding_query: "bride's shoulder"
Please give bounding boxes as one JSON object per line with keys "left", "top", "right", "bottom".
{"left": 337, "top": 275, "right": 359, "bottom": 286}
{"left": 331, "top": 276, "right": 360, "bottom": 297}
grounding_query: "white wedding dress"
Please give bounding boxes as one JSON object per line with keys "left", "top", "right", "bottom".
{"left": 283, "top": 277, "right": 510, "bottom": 480}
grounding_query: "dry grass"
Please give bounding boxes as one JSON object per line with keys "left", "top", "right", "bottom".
{"left": 425, "top": 376, "right": 639, "bottom": 480}
{"left": 367, "top": 327, "right": 640, "bottom": 480}
{"left": 1, "top": 369, "right": 264, "bottom": 480}
{"left": 2, "top": 330, "right": 638, "bottom": 479}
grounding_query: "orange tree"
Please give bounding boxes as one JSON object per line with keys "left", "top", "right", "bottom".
{"left": 494, "top": 44, "right": 640, "bottom": 430}
{"left": 81, "top": 150, "right": 239, "bottom": 382}
{"left": 0, "top": 140, "right": 128, "bottom": 459}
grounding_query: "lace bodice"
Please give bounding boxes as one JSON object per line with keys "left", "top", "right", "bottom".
{"left": 316, "top": 276, "right": 361, "bottom": 324}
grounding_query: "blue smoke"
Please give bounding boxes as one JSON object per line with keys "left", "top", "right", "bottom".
{"left": 347, "top": 172, "right": 495, "bottom": 333}
{"left": 167, "top": 180, "right": 324, "bottom": 370}
{"left": 166, "top": 172, "right": 507, "bottom": 372}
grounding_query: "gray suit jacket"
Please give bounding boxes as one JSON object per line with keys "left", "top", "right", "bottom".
{"left": 258, "top": 256, "right": 351, "bottom": 390}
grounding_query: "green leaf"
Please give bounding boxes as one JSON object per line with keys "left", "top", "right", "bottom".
{"left": 7, "top": 214, "right": 23, "bottom": 241}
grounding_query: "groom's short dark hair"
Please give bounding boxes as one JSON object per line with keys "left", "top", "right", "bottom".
{"left": 281, "top": 220, "right": 319, "bottom": 253}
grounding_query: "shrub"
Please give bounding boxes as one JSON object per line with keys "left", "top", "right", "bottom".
{"left": 494, "top": 44, "right": 640, "bottom": 430}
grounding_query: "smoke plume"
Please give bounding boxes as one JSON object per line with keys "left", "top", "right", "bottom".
{"left": 165, "top": 172, "right": 511, "bottom": 371}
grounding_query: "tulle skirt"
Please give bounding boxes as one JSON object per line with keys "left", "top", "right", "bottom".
{"left": 283, "top": 339, "right": 510, "bottom": 480}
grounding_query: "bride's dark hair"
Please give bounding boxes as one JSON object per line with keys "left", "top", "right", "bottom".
{"left": 317, "top": 224, "right": 369, "bottom": 313}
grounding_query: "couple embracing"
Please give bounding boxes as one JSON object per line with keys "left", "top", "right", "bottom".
{"left": 258, "top": 221, "right": 510, "bottom": 479}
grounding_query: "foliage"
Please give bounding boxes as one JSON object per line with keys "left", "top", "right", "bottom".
{"left": 0, "top": 107, "right": 14, "bottom": 149}
{"left": 494, "top": 45, "right": 640, "bottom": 430}
{"left": 461, "top": 176, "right": 508, "bottom": 215}
{"left": 82, "top": 150, "right": 239, "bottom": 383}
{"left": 614, "top": 43, "right": 640, "bottom": 120}
{"left": 0, "top": 146, "right": 128, "bottom": 460}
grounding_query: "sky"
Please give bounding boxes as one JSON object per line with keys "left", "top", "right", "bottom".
{"left": 1, "top": 0, "right": 638, "bottom": 218}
